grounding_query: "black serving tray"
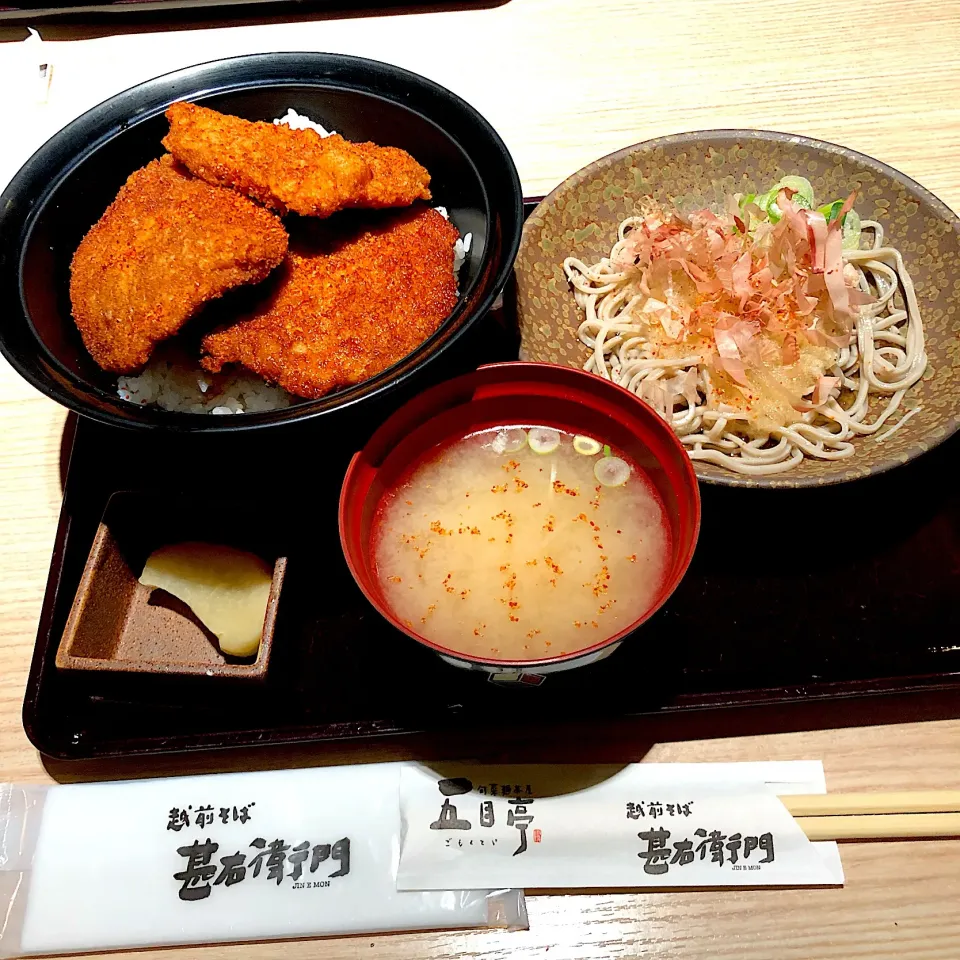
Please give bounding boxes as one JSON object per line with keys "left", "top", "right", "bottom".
{"left": 22, "top": 201, "right": 960, "bottom": 761}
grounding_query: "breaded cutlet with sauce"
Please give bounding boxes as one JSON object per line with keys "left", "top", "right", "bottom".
{"left": 163, "top": 101, "right": 432, "bottom": 218}
{"left": 201, "top": 207, "right": 459, "bottom": 398}
{"left": 69, "top": 156, "right": 288, "bottom": 373}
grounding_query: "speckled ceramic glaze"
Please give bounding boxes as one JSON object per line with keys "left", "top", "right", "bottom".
{"left": 516, "top": 130, "right": 960, "bottom": 488}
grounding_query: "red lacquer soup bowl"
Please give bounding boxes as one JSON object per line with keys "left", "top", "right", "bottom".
{"left": 339, "top": 363, "right": 701, "bottom": 678}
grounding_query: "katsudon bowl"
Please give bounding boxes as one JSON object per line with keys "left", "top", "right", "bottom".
{"left": 0, "top": 53, "right": 523, "bottom": 432}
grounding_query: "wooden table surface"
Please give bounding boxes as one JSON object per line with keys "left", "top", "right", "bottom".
{"left": 2, "top": 0, "right": 960, "bottom": 956}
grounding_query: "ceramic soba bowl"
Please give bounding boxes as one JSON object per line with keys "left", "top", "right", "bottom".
{"left": 515, "top": 130, "right": 960, "bottom": 488}
{"left": 339, "top": 362, "right": 700, "bottom": 678}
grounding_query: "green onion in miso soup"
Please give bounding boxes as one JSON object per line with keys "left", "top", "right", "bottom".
{"left": 372, "top": 426, "right": 671, "bottom": 660}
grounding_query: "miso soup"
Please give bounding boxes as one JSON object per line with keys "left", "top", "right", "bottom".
{"left": 372, "top": 426, "right": 670, "bottom": 661}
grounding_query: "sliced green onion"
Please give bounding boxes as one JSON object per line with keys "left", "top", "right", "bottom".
{"left": 817, "top": 202, "right": 862, "bottom": 249}
{"left": 573, "top": 435, "right": 602, "bottom": 456}
{"left": 527, "top": 427, "right": 561, "bottom": 454}
{"left": 490, "top": 428, "right": 527, "bottom": 454}
{"left": 603, "top": 444, "right": 612, "bottom": 458}
{"left": 841, "top": 208, "right": 862, "bottom": 249}
{"left": 762, "top": 176, "right": 814, "bottom": 223}
{"left": 759, "top": 189, "right": 784, "bottom": 223}
{"left": 818, "top": 200, "right": 843, "bottom": 222}
{"left": 776, "top": 176, "right": 814, "bottom": 207}
{"left": 594, "top": 456, "right": 631, "bottom": 487}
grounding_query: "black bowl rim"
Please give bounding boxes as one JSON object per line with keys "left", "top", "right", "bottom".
{"left": 521, "top": 126, "right": 960, "bottom": 489}
{"left": 0, "top": 51, "right": 524, "bottom": 433}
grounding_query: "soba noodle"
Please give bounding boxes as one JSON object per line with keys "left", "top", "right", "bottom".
{"left": 565, "top": 209, "right": 928, "bottom": 476}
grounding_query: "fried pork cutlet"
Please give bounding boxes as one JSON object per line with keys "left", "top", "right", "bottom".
{"left": 348, "top": 140, "right": 435, "bottom": 209}
{"left": 163, "top": 102, "right": 432, "bottom": 219}
{"left": 69, "top": 156, "right": 288, "bottom": 373}
{"left": 201, "top": 207, "right": 459, "bottom": 398}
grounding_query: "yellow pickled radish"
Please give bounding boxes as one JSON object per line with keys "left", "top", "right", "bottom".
{"left": 139, "top": 542, "right": 273, "bottom": 658}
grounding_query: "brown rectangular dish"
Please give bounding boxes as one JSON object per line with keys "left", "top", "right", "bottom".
{"left": 55, "top": 491, "right": 287, "bottom": 680}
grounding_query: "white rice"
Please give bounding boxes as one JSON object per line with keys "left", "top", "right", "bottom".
{"left": 453, "top": 230, "right": 472, "bottom": 275}
{"left": 116, "top": 109, "right": 470, "bottom": 415}
{"left": 117, "top": 349, "right": 291, "bottom": 414}
{"left": 434, "top": 206, "right": 472, "bottom": 275}
{"left": 273, "top": 108, "right": 334, "bottom": 138}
